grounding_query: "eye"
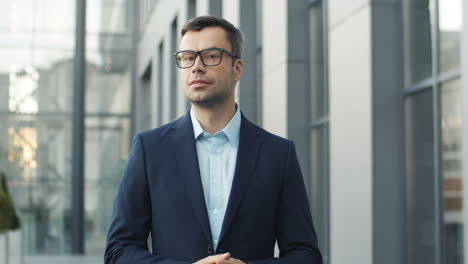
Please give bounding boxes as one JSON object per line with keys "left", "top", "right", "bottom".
{"left": 177, "top": 52, "right": 195, "bottom": 62}
{"left": 204, "top": 52, "right": 220, "bottom": 60}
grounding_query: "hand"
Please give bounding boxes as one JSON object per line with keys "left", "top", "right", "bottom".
{"left": 193, "top": 253, "right": 231, "bottom": 264}
{"left": 218, "top": 257, "right": 246, "bottom": 264}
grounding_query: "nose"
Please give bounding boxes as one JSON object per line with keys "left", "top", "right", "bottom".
{"left": 191, "top": 55, "right": 206, "bottom": 73}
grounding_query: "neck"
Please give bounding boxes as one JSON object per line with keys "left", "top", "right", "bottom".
{"left": 192, "top": 101, "right": 236, "bottom": 135}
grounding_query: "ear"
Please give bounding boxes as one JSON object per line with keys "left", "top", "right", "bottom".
{"left": 233, "top": 59, "right": 243, "bottom": 82}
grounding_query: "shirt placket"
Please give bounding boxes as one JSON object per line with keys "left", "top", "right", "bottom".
{"left": 208, "top": 136, "right": 225, "bottom": 249}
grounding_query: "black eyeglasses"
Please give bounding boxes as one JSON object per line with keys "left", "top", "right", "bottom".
{"left": 174, "top": 48, "right": 239, "bottom": 69}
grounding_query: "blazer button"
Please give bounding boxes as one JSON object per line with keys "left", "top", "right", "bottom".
{"left": 208, "top": 245, "right": 214, "bottom": 254}
{"left": 218, "top": 248, "right": 225, "bottom": 253}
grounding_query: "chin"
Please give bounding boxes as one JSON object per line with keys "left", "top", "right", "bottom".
{"left": 188, "top": 96, "right": 220, "bottom": 107}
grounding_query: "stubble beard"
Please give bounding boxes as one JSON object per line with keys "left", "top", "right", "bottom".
{"left": 186, "top": 85, "right": 233, "bottom": 108}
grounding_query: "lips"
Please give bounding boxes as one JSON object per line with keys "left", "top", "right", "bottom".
{"left": 189, "top": 79, "right": 210, "bottom": 88}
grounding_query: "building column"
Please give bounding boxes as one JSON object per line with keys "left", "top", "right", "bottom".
{"left": 328, "top": 0, "right": 405, "bottom": 263}
{"left": 237, "top": 0, "right": 257, "bottom": 123}
{"left": 371, "top": 1, "right": 405, "bottom": 264}
{"left": 196, "top": 0, "right": 209, "bottom": 16}
{"left": 262, "top": 0, "right": 310, "bottom": 184}
{"left": 328, "top": 1, "right": 373, "bottom": 263}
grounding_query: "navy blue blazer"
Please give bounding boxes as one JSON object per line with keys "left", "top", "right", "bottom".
{"left": 105, "top": 112, "right": 322, "bottom": 264}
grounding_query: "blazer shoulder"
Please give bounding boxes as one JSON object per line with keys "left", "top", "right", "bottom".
{"left": 253, "top": 123, "right": 291, "bottom": 147}
{"left": 136, "top": 116, "right": 182, "bottom": 145}
{"left": 243, "top": 117, "right": 292, "bottom": 154}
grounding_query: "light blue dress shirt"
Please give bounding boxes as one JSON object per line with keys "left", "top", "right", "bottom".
{"left": 190, "top": 106, "right": 241, "bottom": 250}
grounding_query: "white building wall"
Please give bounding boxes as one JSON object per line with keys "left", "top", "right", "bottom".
{"left": 196, "top": 0, "right": 210, "bottom": 16}
{"left": 222, "top": 0, "right": 239, "bottom": 28}
{"left": 222, "top": 0, "right": 241, "bottom": 104}
{"left": 328, "top": 1, "right": 373, "bottom": 264}
{"left": 262, "top": 0, "right": 288, "bottom": 138}
{"left": 162, "top": 30, "right": 172, "bottom": 124}
{"left": 137, "top": 0, "right": 186, "bottom": 128}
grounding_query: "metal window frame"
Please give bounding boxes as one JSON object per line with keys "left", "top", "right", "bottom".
{"left": 71, "top": 0, "right": 86, "bottom": 254}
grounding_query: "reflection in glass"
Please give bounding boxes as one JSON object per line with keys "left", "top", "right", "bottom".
{"left": 309, "top": 2, "right": 328, "bottom": 262}
{"left": 402, "top": 0, "right": 433, "bottom": 87}
{"left": 309, "top": 3, "right": 326, "bottom": 120}
{"left": 84, "top": 116, "right": 130, "bottom": 255}
{"left": 139, "top": 66, "right": 153, "bottom": 133}
{"left": 84, "top": 0, "right": 133, "bottom": 256}
{"left": 310, "top": 126, "right": 328, "bottom": 261}
{"left": 438, "top": 0, "right": 461, "bottom": 73}
{"left": 405, "top": 89, "right": 435, "bottom": 264}
{"left": 0, "top": 0, "right": 76, "bottom": 256}
{"left": 441, "top": 79, "right": 463, "bottom": 264}
{"left": 8, "top": 68, "right": 39, "bottom": 114}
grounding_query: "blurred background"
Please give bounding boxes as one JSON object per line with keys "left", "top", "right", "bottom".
{"left": 0, "top": 0, "right": 465, "bottom": 264}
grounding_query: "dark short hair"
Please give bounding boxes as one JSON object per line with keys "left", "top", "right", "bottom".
{"left": 181, "top": 16, "right": 244, "bottom": 58}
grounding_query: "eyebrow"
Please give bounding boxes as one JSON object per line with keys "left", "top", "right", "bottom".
{"left": 179, "top": 46, "right": 223, "bottom": 52}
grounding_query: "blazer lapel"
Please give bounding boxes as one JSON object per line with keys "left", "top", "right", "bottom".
{"left": 219, "top": 114, "right": 263, "bottom": 242}
{"left": 174, "top": 112, "right": 213, "bottom": 243}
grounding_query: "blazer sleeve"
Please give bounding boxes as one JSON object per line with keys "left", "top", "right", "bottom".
{"left": 104, "top": 134, "right": 191, "bottom": 264}
{"left": 250, "top": 141, "right": 323, "bottom": 264}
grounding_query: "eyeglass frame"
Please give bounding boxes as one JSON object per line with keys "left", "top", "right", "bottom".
{"left": 173, "top": 47, "right": 240, "bottom": 69}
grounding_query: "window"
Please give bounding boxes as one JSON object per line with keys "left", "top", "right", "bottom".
{"left": 140, "top": 65, "right": 152, "bottom": 131}
{"left": 157, "top": 41, "right": 164, "bottom": 126}
{"left": 170, "top": 18, "right": 178, "bottom": 120}
{"left": 308, "top": 0, "right": 329, "bottom": 263}
{"left": 403, "top": 0, "right": 463, "bottom": 263}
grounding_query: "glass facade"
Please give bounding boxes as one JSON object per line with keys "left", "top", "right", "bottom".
{"left": 1, "top": 0, "right": 76, "bottom": 255}
{"left": 441, "top": 79, "right": 464, "bottom": 264}
{"left": 309, "top": 1, "right": 329, "bottom": 263}
{"left": 438, "top": 0, "right": 461, "bottom": 73}
{"left": 0, "top": 0, "right": 133, "bottom": 259}
{"left": 404, "top": 89, "right": 436, "bottom": 264}
{"left": 403, "top": 0, "right": 463, "bottom": 263}
{"left": 85, "top": 0, "right": 133, "bottom": 255}
{"left": 139, "top": 65, "right": 153, "bottom": 133}
{"left": 402, "top": 0, "right": 433, "bottom": 87}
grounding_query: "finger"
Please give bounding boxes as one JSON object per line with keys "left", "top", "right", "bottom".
{"left": 218, "top": 252, "right": 231, "bottom": 260}
{"left": 218, "top": 260, "right": 235, "bottom": 264}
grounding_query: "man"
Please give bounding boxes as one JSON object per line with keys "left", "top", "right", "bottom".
{"left": 105, "top": 16, "right": 322, "bottom": 264}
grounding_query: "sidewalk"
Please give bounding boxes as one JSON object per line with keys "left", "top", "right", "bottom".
{"left": 1, "top": 233, "right": 102, "bottom": 264}
{"left": 3, "top": 255, "right": 102, "bottom": 264}
{"left": 23, "top": 256, "right": 102, "bottom": 264}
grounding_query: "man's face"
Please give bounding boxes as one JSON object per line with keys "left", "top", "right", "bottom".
{"left": 179, "top": 26, "right": 242, "bottom": 107}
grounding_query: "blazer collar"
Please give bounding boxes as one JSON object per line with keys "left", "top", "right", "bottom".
{"left": 174, "top": 112, "right": 213, "bottom": 242}
{"left": 219, "top": 113, "right": 263, "bottom": 243}
{"left": 173, "top": 111, "right": 264, "bottom": 244}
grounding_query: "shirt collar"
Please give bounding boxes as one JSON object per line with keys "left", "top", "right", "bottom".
{"left": 190, "top": 108, "right": 205, "bottom": 139}
{"left": 190, "top": 105, "right": 241, "bottom": 147}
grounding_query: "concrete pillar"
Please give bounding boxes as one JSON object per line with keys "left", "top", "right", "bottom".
{"left": 262, "top": 0, "right": 311, "bottom": 189}
{"left": 222, "top": 0, "right": 239, "bottom": 26}
{"left": 328, "top": 1, "right": 373, "bottom": 263}
{"left": 262, "top": 0, "right": 288, "bottom": 138}
{"left": 371, "top": 1, "right": 405, "bottom": 264}
{"left": 196, "top": 0, "right": 209, "bottom": 16}
{"left": 238, "top": 0, "right": 258, "bottom": 123}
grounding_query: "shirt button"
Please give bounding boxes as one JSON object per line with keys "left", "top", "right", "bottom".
{"left": 208, "top": 245, "right": 213, "bottom": 254}
{"left": 213, "top": 209, "right": 218, "bottom": 214}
